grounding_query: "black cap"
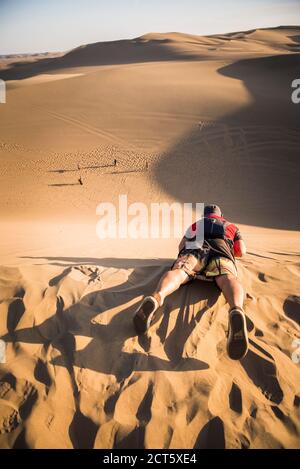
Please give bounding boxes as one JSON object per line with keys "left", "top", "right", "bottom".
{"left": 204, "top": 204, "right": 222, "bottom": 216}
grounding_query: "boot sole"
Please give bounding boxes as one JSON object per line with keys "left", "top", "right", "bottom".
{"left": 227, "top": 310, "right": 249, "bottom": 360}
{"left": 133, "top": 299, "right": 157, "bottom": 335}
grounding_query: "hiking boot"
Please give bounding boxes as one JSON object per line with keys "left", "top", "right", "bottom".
{"left": 227, "top": 307, "right": 249, "bottom": 360}
{"left": 133, "top": 293, "right": 162, "bottom": 335}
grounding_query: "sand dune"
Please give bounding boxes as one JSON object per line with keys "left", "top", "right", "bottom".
{"left": 1, "top": 26, "right": 299, "bottom": 81}
{"left": 8, "top": 73, "right": 85, "bottom": 88}
{"left": 0, "top": 27, "right": 299, "bottom": 226}
{"left": 0, "top": 254, "right": 299, "bottom": 448}
{"left": 0, "top": 27, "right": 300, "bottom": 448}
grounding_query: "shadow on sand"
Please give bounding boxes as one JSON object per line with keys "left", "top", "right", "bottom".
{"left": 1, "top": 260, "right": 215, "bottom": 383}
{"left": 0, "top": 37, "right": 204, "bottom": 82}
{"left": 0, "top": 258, "right": 290, "bottom": 447}
{"left": 153, "top": 53, "right": 300, "bottom": 230}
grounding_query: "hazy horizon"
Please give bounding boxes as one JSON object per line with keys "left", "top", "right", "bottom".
{"left": 1, "top": 0, "right": 300, "bottom": 55}
{"left": 1, "top": 24, "right": 300, "bottom": 57}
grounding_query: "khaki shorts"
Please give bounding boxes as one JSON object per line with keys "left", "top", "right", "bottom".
{"left": 172, "top": 251, "right": 237, "bottom": 279}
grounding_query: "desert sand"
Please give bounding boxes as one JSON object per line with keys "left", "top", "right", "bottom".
{"left": 0, "top": 26, "right": 300, "bottom": 449}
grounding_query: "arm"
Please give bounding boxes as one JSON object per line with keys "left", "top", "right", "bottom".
{"left": 233, "top": 239, "right": 247, "bottom": 258}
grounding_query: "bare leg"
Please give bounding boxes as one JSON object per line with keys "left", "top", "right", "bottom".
{"left": 154, "top": 269, "right": 189, "bottom": 305}
{"left": 215, "top": 274, "right": 244, "bottom": 310}
{"left": 216, "top": 274, "right": 248, "bottom": 360}
{"left": 133, "top": 268, "right": 189, "bottom": 334}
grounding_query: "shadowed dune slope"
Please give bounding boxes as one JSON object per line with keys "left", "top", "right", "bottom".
{"left": 0, "top": 28, "right": 300, "bottom": 229}
{"left": 154, "top": 53, "right": 300, "bottom": 229}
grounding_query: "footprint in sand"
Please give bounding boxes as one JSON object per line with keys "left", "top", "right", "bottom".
{"left": 7, "top": 298, "right": 25, "bottom": 334}
{"left": 271, "top": 406, "right": 299, "bottom": 435}
{"left": 0, "top": 298, "right": 25, "bottom": 337}
{"left": 241, "top": 349, "right": 283, "bottom": 404}
{"left": 193, "top": 416, "right": 225, "bottom": 449}
{"left": 283, "top": 295, "right": 300, "bottom": 326}
{"left": 0, "top": 374, "right": 37, "bottom": 434}
{"left": 136, "top": 382, "right": 153, "bottom": 426}
{"left": 229, "top": 382, "right": 243, "bottom": 414}
{"left": 69, "top": 408, "right": 98, "bottom": 449}
{"left": 258, "top": 272, "right": 267, "bottom": 283}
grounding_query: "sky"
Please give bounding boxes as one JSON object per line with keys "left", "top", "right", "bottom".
{"left": 0, "top": 0, "right": 300, "bottom": 55}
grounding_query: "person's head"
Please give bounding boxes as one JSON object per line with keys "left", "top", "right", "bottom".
{"left": 204, "top": 204, "right": 222, "bottom": 217}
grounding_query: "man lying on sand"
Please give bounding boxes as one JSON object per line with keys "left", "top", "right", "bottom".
{"left": 133, "top": 204, "right": 248, "bottom": 360}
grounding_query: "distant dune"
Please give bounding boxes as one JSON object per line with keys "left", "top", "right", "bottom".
{"left": 0, "top": 27, "right": 300, "bottom": 449}
{"left": 1, "top": 26, "right": 300, "bottom": 80}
